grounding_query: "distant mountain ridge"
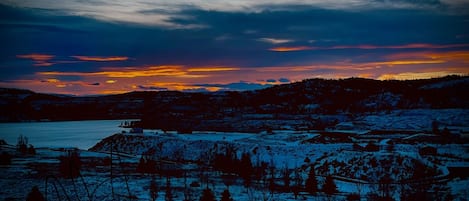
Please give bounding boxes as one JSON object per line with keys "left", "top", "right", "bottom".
{"left": 1, "top": 75, "right": 468, "bottom": 132}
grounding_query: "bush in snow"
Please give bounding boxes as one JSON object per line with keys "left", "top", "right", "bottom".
{"left": 220, "top": 189, "right": 234, "bottom": 201}
{"left": 322, "top": 175, "right": 338, "bottom": 195}
{"left": 200, "top": 187, "right": 216, "bottom": 201}
{"left": 432, "top": 120, "right": 440, "bottom": 134}
{"left": 26, "top": 186, "right": 45, "bottom": 201}
{"left": 240, "top": 152, "right": 253, "bottom": 187}
{"left": 16, "top": 135, "right": 28, "bottom": 154}
{"left": 346, "top": 193, "right": 360, "bottom": 201}
{"left": 364, "top": 141, "right": 379, "bottom": 152}
{"left": 165, "top": 177, "right": 173, "bottom": 201}
{"left": 0, "top": 152, "right": 12, "bottom": 165}
{"left": 419, "top": 146, "right": 437, "bottom": 156}
{"left": 149, "top": 177, "right": 158, "bottom": 201}
{"left": 28, "top": 145, "right": 36, "bottom": 155}
{"left": 59, "top": 149, "right": 81, "bottom": 178}
{"left": 137, "top": 155, "right": 158, "bottom": 174}
{"left": 305, "top": 166, "right": 318, "bottom": 195}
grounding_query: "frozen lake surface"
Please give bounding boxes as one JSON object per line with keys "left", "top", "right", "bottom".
{"left": 0, "top": 120, "right": 131, "bottom": 149}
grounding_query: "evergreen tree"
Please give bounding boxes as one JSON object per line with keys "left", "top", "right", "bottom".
{"left": 165, "top": 177, "right": 173, "bottom": 201}
{"left": 305, "top": 167, "right": 318, "bottom": 194}
{"left": 137, "top": 156, "right": 145, "bottom": 173}
{"left": 26, "top": 186, "right": 45, "bottom": 201}
{"left": 200, "top": 188, "right": 216, "bottom": 201}
{"left": 220, "top": 189, "right": 233, "bottom": 201}
{"left": 239, "top": 152, "right": 253, "bottom": 187}
{"left": 323, "top": 175, "right": 338, "bottom": 195}
{"left": 149, "top": 178, "right": 158, "bottom": 201}
{"left": 282, "top": 164, "right": 291, "bottom": 191}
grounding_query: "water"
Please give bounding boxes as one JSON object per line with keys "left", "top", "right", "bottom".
{"left": 0, "top": 120, "right": 132, "bottom": 149}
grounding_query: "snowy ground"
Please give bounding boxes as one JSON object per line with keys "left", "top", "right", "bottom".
{"left": 1, "top": 109, "right": 468, "bottom": 201}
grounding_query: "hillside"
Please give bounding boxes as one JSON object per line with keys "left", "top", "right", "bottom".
{"left": 1, "top": 75, "right": 468, "bottom": 132}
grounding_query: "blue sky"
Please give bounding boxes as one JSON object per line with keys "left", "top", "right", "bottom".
{"left": 0, "top": 0, "right": 468, "bottom": 95}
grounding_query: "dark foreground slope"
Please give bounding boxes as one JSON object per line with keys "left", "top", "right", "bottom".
{"left": 1, "top": 75, "right": 468, "bottom": 131}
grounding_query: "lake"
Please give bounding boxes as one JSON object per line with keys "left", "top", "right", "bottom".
{"left": 0, "top": 120, "right": 131, "bottom": 149}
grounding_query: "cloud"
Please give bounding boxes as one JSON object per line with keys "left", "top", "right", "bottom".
{"left": 195, "top": 81, "right": 272, "bottom": 91}
{"left": 39, "top": 65, "right": 209, "bottom": 78}
{"left": 3, "top": 0, "right": 466, "bottom": 29}
{"left": 385, "top": 51, "right": 469, "bottom": 63}
{"left": 40, "top": 78, "right": 59, "bottom": 83}
{"left": 258, "top": 38, "right": 293, "bottom": 44}
{"left": 17, "top": 54, "right": 55, "bottom": 66}
{"left": 377, "top": 71, "right": 468, "bottom": 80}
{"left": 2, "top": 2, "right": 469, "bottom": 95}
{"left": 266, "top": 79, "right": 276, "bottom": 83}
{"left": 89, "top": 82, "right": 100, "bottom": 86}
{"left": 279, "top": 78, "right": 290, "bottom": 83}
{"left": 187, "top": 67, "right": 240, "bottom": 72}
{"left": 328, "top": 43, "right": 469, "bottom": 50}
{"left": 71, "top": 56, "right": 129, "bottom": 62}
{"left": 270, "top": 43, "right": 469, "bottom": 52}
{"left": 269, "top": 46, "right": 313, "bottom": 52}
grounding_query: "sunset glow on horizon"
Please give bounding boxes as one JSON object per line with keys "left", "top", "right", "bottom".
{"left": 1, "top": 1, "right": 468, "bottom": 95}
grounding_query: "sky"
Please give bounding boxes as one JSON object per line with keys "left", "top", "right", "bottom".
{"left": 0, "top": 0, "right": 468, "bottom": 95}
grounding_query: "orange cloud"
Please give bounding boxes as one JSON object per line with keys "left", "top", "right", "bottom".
{"left": 330, "top": 43, "right": 469, "bottom": 50}
{"left": 17, "top": 54, "right": 54, "bottom": 61}
{"left": 100, "top": 90, "right": 131, "bottom": 94}
{"left": 269, "top": 46, "right": 314, "bottom": 52}
{"left": 385, "top": 51, "right": 469, "bottom": 63}
{"left": 187, "top": 67, "right": 240, "bottom": 72}
{"left": 43, "top": 78, "right": 60, "bottom": 83}
{"left": 71, "top": 56, "right": 129, "bottom": 62}
{"left": 377, "top": 71, "right": 468, "bottom": 80}
{"left": 270, "top": 43, "right": 469, "bottom": 52}
{"left": 17, "top": 54, "right": 55, "bottom": 66}
{"left": 370, "top": 60, "right": 446, "bottom": 66}
{"left": 39, "top": 65, "right": 210, "bottom": 78}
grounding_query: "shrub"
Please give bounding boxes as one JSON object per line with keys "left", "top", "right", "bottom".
{"left": 365, "top": 142, "right": 379, "bottom": 152}
{"left": 419, "top": 146, "right": 437, "bottom": 156}
{"left": 59, "top": 149, "right": 81, "bottom": 178}
{"left": 28, "top": 145, "right": 36, "bottom": 155}
{"left": 200, "top": 188, "right": 216, "bottom": 201}
{"left": 322, "top": 175, "right": 338, "bottom": 195}
{"left": 149, "top": 178, "right": 158, "bottom": 201}
{"left": 16, "top": 135, "right": 28, "bottom": 154}
{"left": 347, "top": 193, "right": 360, "bottom": 201}
{"left": 305, "top": 166, "right": 318, "bottom": 194}
{"left": 26, "top": 186, "right": 45, "bottom": 201}
{"left": 0, "top": 152, "right": 12, "bottom": 165}
{"left": 220, "top": 189, "right": 233, "bottom": 201}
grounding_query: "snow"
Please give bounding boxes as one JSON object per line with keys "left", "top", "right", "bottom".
{"left": 1, "top": 109, "right": 468, "bottom": 200}
{"left": 351, "top": 109, "right": 469, "bottom": 131}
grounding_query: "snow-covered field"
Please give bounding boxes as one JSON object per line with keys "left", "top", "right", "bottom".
{"left": 1, "top": 109, "right": 468, "bottom": 201}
